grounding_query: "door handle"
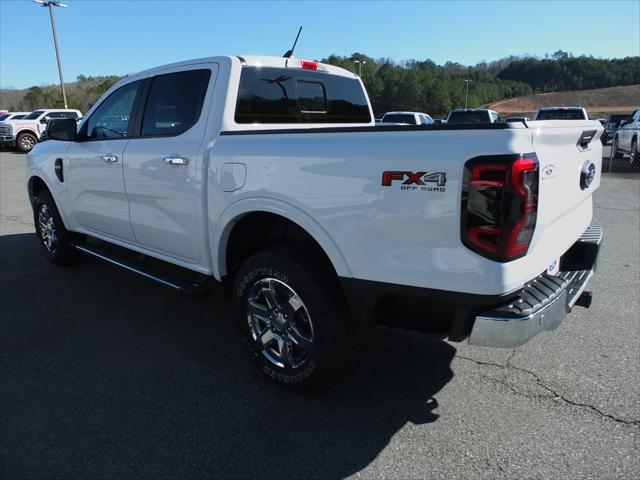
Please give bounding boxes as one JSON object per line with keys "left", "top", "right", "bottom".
{"left": 164, "top": 156, "right": 189, "bottom": 166}
{"left": 101, "top": 154, "right": 118, "bottom": 163}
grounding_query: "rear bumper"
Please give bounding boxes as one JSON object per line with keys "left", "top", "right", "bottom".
{"left": 468, "top": 225, "right": 603, "bottom": 347}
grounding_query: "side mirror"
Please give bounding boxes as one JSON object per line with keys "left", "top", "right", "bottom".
{"left": 619, "top": 120, "right": 628, "bottom": 127}
{"left": 40, "top": 116, "right": 50, "bottom": 124}
{"left": 48, "top": 118, "right": 78, "bottom": 142}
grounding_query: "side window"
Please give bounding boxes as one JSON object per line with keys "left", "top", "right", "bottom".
{"left": 47, "top": 112, "right": 77, "bottom": 120}
{"left": 84, "top": 81, "right": 141, "bottom": 140}
{"left": 56, "top": 112, "right": 78, "bottom": 119}
{"left": 419, "top": 115, "right": 428, "bottom": 125}
{"left": 141, "top": 69, "right": 211, "bottom": 137}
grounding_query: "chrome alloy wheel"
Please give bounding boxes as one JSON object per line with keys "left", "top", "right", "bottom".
{"left": 19, "top": 134, "right": 35, "bottom": 151}
{"left": 38, "top": 204, "right": 57, "bottom": 253}
{"left": 246, "top": 278, "right": 314, "bottom": 369}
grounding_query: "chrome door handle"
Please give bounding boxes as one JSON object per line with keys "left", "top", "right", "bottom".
{"left": 101, "top": 154, "right": 118, "bottom": 163}
{"left": 164, "top": 156, "right": 189, "bottom": 166}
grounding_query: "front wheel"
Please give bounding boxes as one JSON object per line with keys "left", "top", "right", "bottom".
{"left": 33, "top": 191, "right": 79, "bottom": 265}
{"left": 233, "top": 246, "right": 358, "bottom": 388}
{"left": 17, "top": 132, "right": 37, "bottom": 152}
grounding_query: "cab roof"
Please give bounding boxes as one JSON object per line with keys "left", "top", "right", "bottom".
{"left": 134, "top": 55, "right": 358, "bottom": 79}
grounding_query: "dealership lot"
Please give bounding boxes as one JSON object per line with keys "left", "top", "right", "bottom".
{"left": 0, "top": 151, "right": 638, "bottom": 479}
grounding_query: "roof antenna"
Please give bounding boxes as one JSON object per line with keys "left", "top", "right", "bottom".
{"left": 283, "top": 26, "right": 302, "bottom": 58}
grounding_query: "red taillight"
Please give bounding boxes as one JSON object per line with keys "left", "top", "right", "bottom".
{"left": 461, "top": 154, "right": 539, "bottom": 262}
{"left": 300, "top": 60, "right": 318, "bottom": 70}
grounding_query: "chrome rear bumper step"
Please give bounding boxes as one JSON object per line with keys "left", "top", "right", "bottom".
{"left": 468, "top": 225, "right": 603, "bottom": 348}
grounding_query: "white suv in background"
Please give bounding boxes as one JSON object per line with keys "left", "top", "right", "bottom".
{"left": 380, "top": 111, "right": 434, "bottom": 125}
{"left": 0, "top": 108, "right": 82, "bottom": 152}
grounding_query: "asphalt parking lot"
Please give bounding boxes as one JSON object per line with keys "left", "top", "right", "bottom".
{"left": 1, "top": 150, "right": 638, "bottom": 479}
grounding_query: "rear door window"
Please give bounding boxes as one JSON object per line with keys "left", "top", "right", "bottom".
{"left": 235, "top": 67, "right": 371, "bottom": 124}
{"left": 141, "top": 69, "right": 211, "bottom": 136}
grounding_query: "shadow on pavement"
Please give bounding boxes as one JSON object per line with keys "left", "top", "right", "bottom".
{"left": 0, "top": 233, "right": 455, "bottom": 479}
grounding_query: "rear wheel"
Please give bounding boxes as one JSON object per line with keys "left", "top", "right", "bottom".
{"left": 33, "top": 191, "right": 79, "bottom": 265}
{"left": 17, "top": 132, "right": 37, "bottom": 152}
{"left": 233, "top": 246, "right": 357, "bottom": 388}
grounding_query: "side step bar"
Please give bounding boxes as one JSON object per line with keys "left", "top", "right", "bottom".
{"left": 73, "top": 243, "right": 211, "bottom": 297}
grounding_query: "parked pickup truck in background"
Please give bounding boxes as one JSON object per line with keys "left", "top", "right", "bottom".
{"left": 27, "top": 55, "right": 603, "bottom": 387}
{"left": 446, "top": 108, "right": 503, "bottom": 123}
{"left": 380, "top": 111, "right": 434, "bottom": 125}
{"left": 0, "top": 108, "right": 81, "bottom": 152}
{"left": 533, "top": 107, "right": 588, "bottom": 121}
{"left": 0, "top": 111, "right": 30, "bottom": 123}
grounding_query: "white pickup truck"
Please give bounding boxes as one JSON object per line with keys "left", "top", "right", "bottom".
{"left": 27, "top": 55, "right": 603, "bottom": 387}
{"left": 0, "top": 108, "right": 81, "bottom": 152}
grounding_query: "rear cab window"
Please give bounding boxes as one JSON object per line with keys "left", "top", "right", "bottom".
{"left": 382, "top": 114, "right": 417, "bottom": 125}
{"left": 235, "top": 67, "right": 371, "bottom": 124}
{"left": 536, "top": 109, "right": 586, "bottom": 120}
{"left": 447, "top": 111, "right": 490, "bottom": 123}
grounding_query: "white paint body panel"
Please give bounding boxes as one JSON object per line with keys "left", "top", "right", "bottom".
{"left": 26, "top": 55, "right": 603, "bottom": 297}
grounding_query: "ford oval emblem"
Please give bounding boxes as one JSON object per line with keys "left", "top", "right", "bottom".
{"left": 580, "top": 161, "right": 596, "bottom": 190}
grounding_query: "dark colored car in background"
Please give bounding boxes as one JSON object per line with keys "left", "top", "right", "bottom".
{"left": 601, "top": 113, "right": 631, "bottom": 145}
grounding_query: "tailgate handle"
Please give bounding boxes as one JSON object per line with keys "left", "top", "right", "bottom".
{"left": 577, "top": 129, "right": 597, "bottom": 151}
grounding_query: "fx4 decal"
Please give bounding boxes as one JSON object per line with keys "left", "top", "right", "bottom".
{"left": 382, "top": 171, "right": 447, "bottom": 192}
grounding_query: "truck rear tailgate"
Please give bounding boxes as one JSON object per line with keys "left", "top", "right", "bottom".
{"left": 527, "top": 120, "right": 602, "bottom": 269}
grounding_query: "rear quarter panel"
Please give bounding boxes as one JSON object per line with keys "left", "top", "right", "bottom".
{"left": 208, "top": 127, "right": 540, "bottom": 295}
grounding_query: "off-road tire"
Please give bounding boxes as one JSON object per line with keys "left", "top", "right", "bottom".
{"left": 233, "top": 245, "right": 358, "bottom": 388}
{"left": 33, "top": 190, "right": 79, "bottom": 265}
{"left": 17, "top": 132, "right": 37, "bottom": 152}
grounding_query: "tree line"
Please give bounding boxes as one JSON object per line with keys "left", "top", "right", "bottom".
{"left": 3, "top": 51, "right": 638, "bottom": 118}
{"left": 323, "top": 51, "right": 639, "bottom": 117}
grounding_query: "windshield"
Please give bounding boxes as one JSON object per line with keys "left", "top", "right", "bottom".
{"left": 536, "top": 109, "right": 585, "bottom": 120}
{"left": 381, "top": 114, "right": 416, "bottom": 124}
{"left": 447, "top": 111, "right": 489, "bottom": 123}
{"left": 24, "top": 110, "right": 45, "bottom": 120}
{"left": 12, "top": 114, "right": 26, "bottom": 120}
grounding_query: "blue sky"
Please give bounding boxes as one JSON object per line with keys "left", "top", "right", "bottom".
{"left": 1, "top": 0, "right": 639, "bottom": 89}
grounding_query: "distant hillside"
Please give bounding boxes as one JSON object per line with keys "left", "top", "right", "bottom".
{"left": 2, "top": 52, "right": 638, "bottom": 117}
{"left": 0, "top": 75, "right": 123, "bottom": 113}
{"left": 489, "top": 84, "right": 640, "bottom": 117}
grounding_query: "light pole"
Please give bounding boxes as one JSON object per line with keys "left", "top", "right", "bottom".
{"left": 464, "top": 79, "right": 471, "bottom": 109}
{"left": 353, "top": 60, "right": 367, "bottom": 79}
{"left": 33, "top": 0, "right": 68, "bottom": 108}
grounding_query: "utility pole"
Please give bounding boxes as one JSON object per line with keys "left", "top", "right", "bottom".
{"left": 353, "top": 60, "right": 367, "bottom": 79}
{"left": 33, "top": 0, "right": 68, "bottom": 108}
{"left": 464, "top": 79, "right": 471, "bottom": 109}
